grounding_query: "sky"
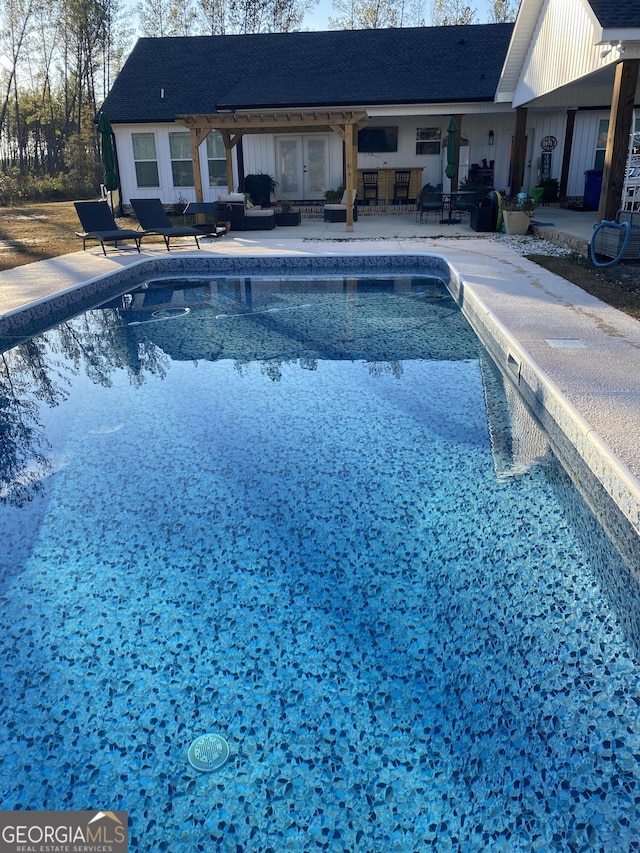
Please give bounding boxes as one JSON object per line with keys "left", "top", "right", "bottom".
{"left": 302, "top": 0, "right": 496, "bottom": 30}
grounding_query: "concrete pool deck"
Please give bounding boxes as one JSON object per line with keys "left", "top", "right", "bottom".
{"left": 2, "top": 205, "right": 640, "bottom": 538}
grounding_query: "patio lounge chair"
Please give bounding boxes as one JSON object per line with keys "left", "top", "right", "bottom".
{"left": 323, "top": 189, "right": 358, "bottom": 222}
{"left": 130, "top": 198, "right": 202, "bottom": 250}
{"left": 74, "top": 201, "right": 147, "bottom": 255}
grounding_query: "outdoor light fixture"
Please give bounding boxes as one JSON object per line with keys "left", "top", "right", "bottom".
{"left": 601, "top": 41, "right": 625, "bottom": 59}
{"left": 488, "top": 130, "right": 495, "bottom": 145}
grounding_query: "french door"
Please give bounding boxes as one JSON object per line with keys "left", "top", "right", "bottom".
{"left": 275, "top": 135, "right": 329, "bottom": 200}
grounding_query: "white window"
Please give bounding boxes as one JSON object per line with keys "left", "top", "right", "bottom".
{"left": 169, "top": 132, "right": 194, "bottom": 187}
{"left": 207, "top": 132, "right": 226, "bottom": 186}
{"left": 416, "top": 127, "right": 441, "bottom": 156}
{"left": 132, "top": 133, "right": 159, "bottom": 187}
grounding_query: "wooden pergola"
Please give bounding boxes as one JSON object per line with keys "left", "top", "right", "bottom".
{"left": 178, "top": 109, "right": 369, "bottom": 231}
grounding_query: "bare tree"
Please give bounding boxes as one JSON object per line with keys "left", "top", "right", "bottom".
{"left": 488, "top": 0, "right": 518, "bottom": 23}
{"left": 196, "top": 0, "right": 228, "bottom": 34}
{"left": 431, "top": 0, "right": 477, "bottom": 25}
{"left": 167, "top": 0, "right": 199, "bottom": 35}
{"left": 329, "top": 0, "right": 422, "bottom": 29}
{"left": 135, "top": 0, "right": 175, "bottom": 36}
{"left": 0, "top": 0, "right": 36, "bottom": 153}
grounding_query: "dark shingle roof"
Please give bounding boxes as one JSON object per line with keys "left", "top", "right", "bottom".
{"left": 588, "top": 0, "right": 640, "bottom": 28}
{"left": 102, "top": 25, "right": 513, "bottom": 123}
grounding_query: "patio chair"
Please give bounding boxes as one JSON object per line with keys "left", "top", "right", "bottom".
{"left": 393, "top": 170, "right": 410, "bottom": 204}
{"left": 74, "top": 201, "right": 147, "bottom": 255}
{"left": 130, "top": 198, "right": 202, "bottom": 250}
{"left": 323, "top": 189, "right": 358, "bottom": 222}
{"left": 216, "top": 193, "right": 276, "bottom": 231}
{"left": 416, "top": 185, "right": 443, "bottom": 224}
{"left": 362, "top": 171, "right": 379, "bottom": 204}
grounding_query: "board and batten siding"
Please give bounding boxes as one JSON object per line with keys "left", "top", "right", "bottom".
{"left": 513, "top": 0, "right": 625, "bottom": 107}
{"left": 568, "top": 110, "right": 610, "bottom": 197}
{"left": 114, "top": 123, "right": 238, "bottom": 206}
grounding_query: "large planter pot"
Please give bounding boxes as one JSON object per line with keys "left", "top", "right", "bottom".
{"left": 503, "top": 210, "right": 532, "bottom": 235}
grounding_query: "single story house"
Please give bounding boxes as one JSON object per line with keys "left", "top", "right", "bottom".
{"left": 100, "top": 0, "right": 640, "bottom": 224}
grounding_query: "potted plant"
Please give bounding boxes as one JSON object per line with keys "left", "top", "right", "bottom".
{"left": 244, "top": 173, "right": 277, "bottom": 208}
{"left": 534, "top": 178, "right": 559, "bottom": 203}
{"left": 324, "top": 185, "right": 344, "bottom": 204}
{"left": 502, "top": 194, "right": 536, "bottom": 235}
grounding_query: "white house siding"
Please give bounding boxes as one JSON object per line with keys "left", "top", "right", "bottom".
{"left": 568, "top": 109, "right": 610, "bottom": 196}
{"left": 502, "top": 108, "right": 613, "bottom": 198}
{"left": 242, "top": 134, "right": 275, "bottom": 181}
{"left": 114, "top": 123, "right": 239, "bottom": 206}
{"left": 512, "top": 112, "right": 565, "bottom": 191}
{"left": 112, "top": 110, "right": 607, "bottom": 204}
{"left": 358, "top": 113, "right": 518, "bottom": 191}
{"left": 512, "top": 0, "right": 625, "bottom": 108}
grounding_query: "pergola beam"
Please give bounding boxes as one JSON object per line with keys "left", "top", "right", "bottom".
{"left": 178, "top": 109, "right": 368, "bottom": 133}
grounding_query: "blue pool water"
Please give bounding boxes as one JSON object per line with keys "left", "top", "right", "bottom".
{"left": 1, "top": 275, "right": 640, "bottom": 851}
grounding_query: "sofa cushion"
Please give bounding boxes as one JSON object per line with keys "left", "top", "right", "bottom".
{"left": 218, "top": 193, "right": 245, "bottom": 204}
{"left": 245, "top": 207, "right": 274, "bottom": 218}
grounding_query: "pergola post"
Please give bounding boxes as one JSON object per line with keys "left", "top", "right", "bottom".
{"left": 189, "top": 127, "right": 208, "bottom": 204}
{"left": 344, "top": 122, "right": 355, "bottom": 231}
{"left": 598, "top": 59, "right": 640, "bottom": 222}
{"left": 218, "top": 129, "right": 238, "bottom": 193}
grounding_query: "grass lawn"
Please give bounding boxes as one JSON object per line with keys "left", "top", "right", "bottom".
{"left": 0, "top": 200, "right": 155, "bottom": 271}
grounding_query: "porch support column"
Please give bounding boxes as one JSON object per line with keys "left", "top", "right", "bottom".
{"left": 598, "top": 58, "right": 640, "bottom": 222}
{"left": 452, "top": 114, "right": 462, "bottom": 194}
{"left": 559, "top": 109, "right": 576, "bottom": 202}
{"left": 510, "top": 107, "right": 528, "bottom": 195}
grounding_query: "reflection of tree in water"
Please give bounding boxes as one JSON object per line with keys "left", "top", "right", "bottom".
{"left": 0, "top": 340, "right": 68, "bottom": 506}
{"left": 0, "top": 307, "right": 170, "bottom": 506}
{"left": 53, "top": 308, "right": 170, "bottom": 387}
{"left": 233, "top": 356, "right": 319, "bottom": 382}
{"left": 367, "top": 361, "right": 403, "bottom": 379}
{"left": 233, "top": 356, "right": 404, "bottom": 382}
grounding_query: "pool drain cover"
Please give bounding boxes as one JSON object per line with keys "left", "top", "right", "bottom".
{"left": 188, "top": 733, "right": 230, "bottom": 772}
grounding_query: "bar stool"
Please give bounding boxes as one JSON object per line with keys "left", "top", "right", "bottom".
{"left": 362, "top": 171, "right": 378, "bottom": 204}
{"left": 393, "top": 170, "right": 410, "bottom": 204}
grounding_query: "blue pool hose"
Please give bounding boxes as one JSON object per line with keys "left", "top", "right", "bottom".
{"left": 590, "top": 219, "right": 631, "bottom": 267}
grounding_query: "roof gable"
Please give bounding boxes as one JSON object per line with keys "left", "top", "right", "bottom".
{"left": 102, "top": 25, "right": 513, "bottom": 123}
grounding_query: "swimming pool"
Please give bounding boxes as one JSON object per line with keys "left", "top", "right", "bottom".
{"left": 1, "top": 269, "right": 640, "bottom": 851}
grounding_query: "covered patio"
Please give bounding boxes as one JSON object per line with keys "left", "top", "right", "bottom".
{"left": 178, "top": 109, "right": 369, "bottom": 231}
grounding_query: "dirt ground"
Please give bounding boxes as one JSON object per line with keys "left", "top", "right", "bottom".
{"left": 2, "top": 201, "right": 640, "bottom": 320}
{"left": 528, "top": 252, "right": 640, "bottom": 320}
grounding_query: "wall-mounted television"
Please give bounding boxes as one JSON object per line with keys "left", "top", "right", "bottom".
{"left": 357, "top": 126, "right": 398, "bottom": 153}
